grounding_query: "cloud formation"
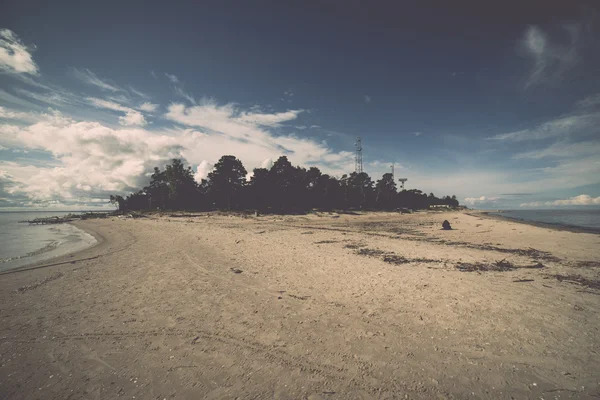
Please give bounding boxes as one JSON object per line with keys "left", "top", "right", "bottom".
{"left": 513, "top": 140, "right": 600, "bottom": 159}
{"left": 1, "top": 99, "right": 354, "bottom": 208}
{"left": 0, "top": 29, "right": 38, "bottom": 75}
{"left": 521, "top": 24, "right": 580, "bottom": 88}
{"left": 165, "top": 73, "right": 179, "bottom": 84}
{"left": 72, "top": 68, "right": 122, "bottom": 92}
{"left": 138, "top": 102, "right": 158, "bottom": 113}
{"left": 520, "top": 194, "right": 600, "bottom": 208}
{"left": 2, "top": 111, "right": 184, "bottom": 206}
{"left": 488, "top": 112, "right": 600, "bottom": 142}
{"left": 87, "top": 97, "right": 148, "bottom": 126}
{"left": 0, "top": 106, "right": 39, "bottom": 122}
{"left": 194, "top": 160, "right": 214, "bottom": 182}
{"left": 463, "top": 196, "right": 499, "bottom": 206}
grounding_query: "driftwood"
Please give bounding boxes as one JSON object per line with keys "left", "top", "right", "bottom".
{"left": 19, "top": 212, "right": 111, "bottom": 225}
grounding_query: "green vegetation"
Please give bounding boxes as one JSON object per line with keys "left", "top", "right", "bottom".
{"left": 110, "top": 156, "right": 459, "bottom": 212}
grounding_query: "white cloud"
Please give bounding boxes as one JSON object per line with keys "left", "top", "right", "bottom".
{"left": 163, "top": 101, "right": 353, "bottom": 176}
{"left": 2, "top": 112, "right": 183, "bottom": 205}
{"left": 513, "top": 140, "right": 600, "bottom": 159}
{"left": 521, "top": 24, "right": 580, "bottom": 88}
{"left": 165, "top": 73, "right": 179, "bottom": 83}
{"left": 0, "top": 29, "right": 38, "bottom": 75}
{"left": 488, "top": 112, "right": 600, "bottom": 141}
{"left": 237, "top": 109, "right": 304, "bottom": 127}
{"left": 194, "top": 160, "right": 214, "bottom": 182}
{"left": 165, "top": 101, "right": 304, "bottom": 131}
{"left": 138, "top": 102, "right": 158, "bottom": 113}
{"left": 128, "top": 86, "right": 149, "bottom": 99}
{"left": 173, "top": 86, "right": 196, "bottom": 104}
{"left": 15, "top": 87, "right": 81, "bottom": 106}
{"left": 463, "top": 196, "right": 499, "bottom": 206}
{"left": 87, "top": 97, "right": 130, "bottom": 112}
{"left": 364, "top": 95, "right": 371, "bottom": 103}
{"left": 72, "top": 68, "right": 122, "bottom": 92}
{"left": 87, "top": 97, "right": 148, "bottom": 126}
{"left": 520, "top": 194, "right": 600, "bottom": 208}
{"left": 260, "top": 158, "right": 273, "bottom": 169}
{"left": 119, "top": 110, "right": 147, "bottom": 126}
{"left": 412, "top": 132, "right": 422, "bottom": 137}
{"left": 0, "top": 100, "right": 357, "bottom": 208}
{"left": 576, "top": 93, "right": 600, "bottom": 109}
{"left": 0, "top": 106, "right": 39, "bottom": 122}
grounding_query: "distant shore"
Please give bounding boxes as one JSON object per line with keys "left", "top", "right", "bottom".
{"left": 1, "top": 211, "right": 599, "bottom": 399}
{"left": 472, "top": 210, "right": 600, "bottom": 234}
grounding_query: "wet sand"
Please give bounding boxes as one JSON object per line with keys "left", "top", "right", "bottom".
{"left": 0, "top": 211, "right": 599, "bottom": 399}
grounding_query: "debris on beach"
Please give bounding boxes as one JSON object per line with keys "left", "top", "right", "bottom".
{"left": 382, "top": 254, "right": 438, "bottom": 265}
{"left": 456, "top": 259, "right": 545, "bottom": 272}
{"left": 573, "top": 260, "right": 600, "bottom": 269}
{"left": 546, "top": 274, "right": 600, "bottom": 290}
{"left": 230, "top": 268, "right": 243, "bottom": 274}
{"left": 344, "top": 242, "right": 365, "bottom": 249}
{"left": 356, "top": 248, "right": 387, "bottom": 257}
{"left": 19, "top": 212, "right": 112, "bottom": 225}
{"left": 355, "top": 247, "right": 439, "bottom": 265}
{"left": 16, "top": 273, "right": 64, "bottom": 293}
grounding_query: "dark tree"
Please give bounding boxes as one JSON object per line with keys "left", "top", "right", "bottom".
{"left": 268, "top": 156, "right": 309, "bottom": 212}
{"left": 375, "top": 173, "right": 397, "bottom": 210}
{"left": 346, "top": 172, "right": 374, "bottom": 209}
{"left": 163, "top": 159, "right": 198, "bottom": 210}
{"left": 109, "top": 195, "right": 125, "bottom": 211}
{"left": 144, "top": 167, "right": 169, "bottom": 210}
{"left": 207, "top": 155, "right": 247, "bottom": 210}
{"left": 248, "top": 167, "right": 273, "bottom": 212}
{"left": 110, "top": 154, "right": 460, "bottom": 213}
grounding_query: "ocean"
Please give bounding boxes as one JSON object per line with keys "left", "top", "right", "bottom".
{"left": 0, "top": 212, "right": 97, "bottom": 273}
{"left": 490, "top": 209, "right": 600, "bottom": 232}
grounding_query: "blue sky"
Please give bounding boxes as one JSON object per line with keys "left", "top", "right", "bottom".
{"left": 1, "top": 0, "right": 599, "bottom": 210}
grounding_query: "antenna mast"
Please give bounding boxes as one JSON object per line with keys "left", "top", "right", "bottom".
{"left": 354, "top": 137, "right": 363, "bottom": 174}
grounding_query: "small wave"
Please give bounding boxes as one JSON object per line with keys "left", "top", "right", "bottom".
{"left": 0, "top": 240, "right": 62, "bottom": 263}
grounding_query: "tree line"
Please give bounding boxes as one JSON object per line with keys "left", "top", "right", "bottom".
{"left": 110, "top": 156, "right": 459, "bottom": 213}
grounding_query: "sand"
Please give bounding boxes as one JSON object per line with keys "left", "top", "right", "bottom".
{"left": 0, "top": 210, "right": 599, "bottom": 399}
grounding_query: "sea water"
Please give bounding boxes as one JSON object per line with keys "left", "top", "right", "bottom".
{"left": 490, "top": 209, "right": 600, "bottom": 232}
{"left": 0, "top": 212, "right": 97, "bottom": 272}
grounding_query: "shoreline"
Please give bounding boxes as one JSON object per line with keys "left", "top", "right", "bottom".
{"left": 468, "top": 210, "right": 600, "bottom": 235}
{"left": 0, "top": 221, "right": 104, "bottom": 276}
{"left": 3, "top": 208, "right": 598, "bottom": 276}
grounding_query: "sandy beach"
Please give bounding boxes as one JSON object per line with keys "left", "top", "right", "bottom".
{"left": 1, "top": 210, "right": 599, "bottom": 399}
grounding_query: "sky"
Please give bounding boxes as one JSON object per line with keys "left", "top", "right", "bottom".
{"left": 1, "top": 0, "right": 600, "bottom": 210}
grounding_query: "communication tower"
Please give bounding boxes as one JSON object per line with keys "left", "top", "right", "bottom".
{"left": 354, "top": 137, "right": 363, "bottom": 174}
